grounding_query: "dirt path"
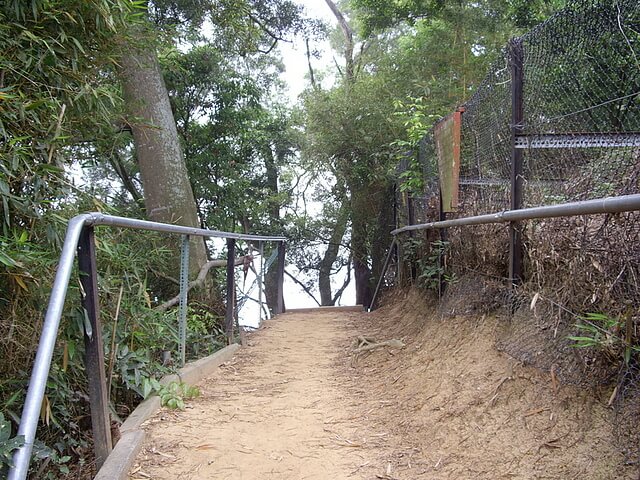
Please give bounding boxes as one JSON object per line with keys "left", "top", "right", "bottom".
{"left": 131, "top": 299, "right": 635, "bottom": 479}
{"left": 130, "top": 309, "right": 382, "bottom": 479}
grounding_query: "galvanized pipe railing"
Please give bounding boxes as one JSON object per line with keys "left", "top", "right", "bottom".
{"left": 369, "top": 193, "right": 640, "bottom": 310}
{"left": 391, "top": 193, "right": 640, "bottom": 235}
{"left": 9, "top": 213, "right": 286, "bottom": 480}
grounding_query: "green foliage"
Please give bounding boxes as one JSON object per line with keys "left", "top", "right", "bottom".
{"left": 156, "top": 381, "right": 200, "bottom": 410}
{"left": 152, "top": 0, "right": 315, "bottom": 51}
{"left": 569, "top": 312, "right": 639, "bottom": 364}
{"left": 350, "top": 0, "right": 565, "bottom": 36}
{"left": 115, "top": 343, "right": 164, "bottom": 399}
{"left": 0, "top": 412, "right": 24, "bottom": 471}
{"left": 163, "top": 43, "right": 298, "bottom": 234}
{"left": 402, "top": 238, "right": 454, "bottom": 289}
{"left": 0, "top": 0, "right": 144, "bottom": 235}
{"left": 30, "top": 439, "right": 73, "bottom": 478}
{"left": 186, "top": 305, "right": 227, "bottom": 353}
{"left": 391, "top": 97, "right": 446, "bottom": 193}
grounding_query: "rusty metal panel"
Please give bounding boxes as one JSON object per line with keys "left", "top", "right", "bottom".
{"left": 434, "top": 108, "right": 464, "bottom": 212}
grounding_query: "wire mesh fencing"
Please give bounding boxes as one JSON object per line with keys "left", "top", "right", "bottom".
{"left": 397, "top": 0, "right": 640, "bottom": 462}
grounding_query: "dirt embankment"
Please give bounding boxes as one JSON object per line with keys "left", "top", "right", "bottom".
{"left": 350, "top": 289, "right": 636, "bottom": 479}
{"left": 130, "top": 291, "right": 636, "bottom": 479}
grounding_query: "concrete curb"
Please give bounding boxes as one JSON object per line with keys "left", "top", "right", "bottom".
{"left": 95, "top": 343, "right": 240, "bottom": 480}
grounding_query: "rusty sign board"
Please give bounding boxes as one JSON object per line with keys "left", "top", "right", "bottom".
{"left": 434, "top": 108, "right": 464, "bottom": 213}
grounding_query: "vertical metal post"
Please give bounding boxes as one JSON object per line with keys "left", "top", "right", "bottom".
{"left": 407, "top": 194, "right": 417, "bottom": 281}
{"left": 225, "top": 239, "right": 236, "bottom": 344}
{"left": 407, "top": 194, "right": 415, "bottom": 227}
{"left": 275, "top": 242, "right": 286, "bottom": 314}
{"left": 393, "top": 184, "right": 398, "bottom": 230}
{"left": 258, "top": 241, "right": 264, "bottom": 325}
{"left": 77, "top": 226, "right": 112, "bottom": 470}
{"left": 369, "top": 238, "right": 397, "bottom": 312}
{"left": 509, "top": 37, "right": 524, "bottom": 285}
{"left": 178, "top": 235, "right": 190, "bottom": 366}
{"left": 438, "top": 189, "right": 448, "bottom": 298}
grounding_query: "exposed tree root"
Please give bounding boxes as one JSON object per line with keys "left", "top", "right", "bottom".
{"left": 351, "top": 335, "right": 405, "bottom": 366}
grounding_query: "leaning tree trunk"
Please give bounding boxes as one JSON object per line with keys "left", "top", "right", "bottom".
{"left": 119, "top": 39, "right": 208, "bottom": 274}
{"left": 318, "top": 202, "right": 349, "bottom": 306}
{"left": 350, "top": 188, "right": 373, "bottom": 308}
{"left": 325, "top": 0, "right": 372, "bottom": 306}
{"left": 263, "top": 146, "right": 282, "bottom": 315}
{"left": 371, "top": 181, "right": 394, "bottom": 286}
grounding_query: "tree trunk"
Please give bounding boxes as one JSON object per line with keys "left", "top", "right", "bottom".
{"left": 318, "top": 203, "right": 348, "bottom": 306}
{"left": 324, "top": 0, "right": 355, "bottom": 82}
{"left": 263, "top": 146, "right": 281, "bottom": 314}
{"left": 371, "top": 182, "right": 394, "bottom": 285}
{"left": 351, "top": 188, "right": 373, "bottom": 307}
{"left": 119, "top": 38, "right": 208, "bottom": 273}
{"left": 325, "top": 0, "right": 372, "bottom": 306}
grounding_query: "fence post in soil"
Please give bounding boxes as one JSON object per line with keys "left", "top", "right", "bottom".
{"left": 225, "top": 238, "right": 236, "bottom": 344}
{"left": 438, "top": 189, "right": 448, "bottom": 298}
{"left": 509, "top": 37, "right": 524, "bottom": 286}
{"left": 258, "top": 241, "right": 264, "bottom": 325}
{"left": 369, "top": 238, "right": 397, "bottom": 312}
{"left": 407, "top": 193, "right": 417, "bottom": 281}
{"left": 178, "top": 235, "right": 190, "bottom": 366}
{"left": 77, "top": 226, "right": 113, "bottom": 470}
{"left": 276, "top": 242, "right": 286, "bottom": 314}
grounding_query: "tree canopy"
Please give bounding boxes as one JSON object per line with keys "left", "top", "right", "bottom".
{"left": 0, "top": 0, "right": 569, "bottom": 476}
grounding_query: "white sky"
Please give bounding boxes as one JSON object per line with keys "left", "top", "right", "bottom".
{"left": 238, "top": 2, "right": 359, "bottom": 324}
{"left": 279, "top": 0, "right": 337, "bottom": 102}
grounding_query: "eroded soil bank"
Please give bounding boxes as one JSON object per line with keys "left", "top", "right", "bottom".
{"left": 130, "top": 293, "right": 635, "bottom": 479}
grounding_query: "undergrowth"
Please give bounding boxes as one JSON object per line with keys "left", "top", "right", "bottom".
{"left": 397, "top": 206, "right": 640, "bottom": 464}
{"left": 0, "top": 201, "right": 228, "bottom": 477}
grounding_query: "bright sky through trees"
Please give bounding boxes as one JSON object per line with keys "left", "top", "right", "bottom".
{"left": 280, "top": 1, "right": 336, "bottom": 102}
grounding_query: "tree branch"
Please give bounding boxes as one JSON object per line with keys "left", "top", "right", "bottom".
{"left": 284, "top": 269, "right": 321, "bottom": 306}
{"left": 257, "top": 38, "right": 279, "bottom": 54}
{"left": 248, "top": 12, "right": 293, "bottom": 54}
{"left": 324, "top": 0, "right": 355, "bottom": 82}
{"left": 332, "top": 256, "right": 352, "bottom": 304}
{"left": 155, "top": 255, "right": 252, "bottom": 312}
{"left": 306, "top": 38, "right": 318, "bottom": 90}
{"left": 107, "top": 151, "right": 143, "bottom": 205}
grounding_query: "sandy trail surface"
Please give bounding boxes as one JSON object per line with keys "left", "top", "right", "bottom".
{"left": 130, "top": 309, "right": 381, "bottom": 479}
{"left": 131, "top": 299, "right": 634, "bottom": 479}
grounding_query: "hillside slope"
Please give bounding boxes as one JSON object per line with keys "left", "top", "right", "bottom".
{"left": 131, "top": 294, "right": 636, "bottom": 479}
{"left": 350, "top": 288, "right": 636, "bottom": 479}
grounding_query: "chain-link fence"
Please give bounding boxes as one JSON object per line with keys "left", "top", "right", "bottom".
{"left": 397, "top": 0, "right": 640, "bottom": 462}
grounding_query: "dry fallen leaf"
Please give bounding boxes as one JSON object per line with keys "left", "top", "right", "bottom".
{"left": 195, "top": 443, "right": 217, "bottom": 451}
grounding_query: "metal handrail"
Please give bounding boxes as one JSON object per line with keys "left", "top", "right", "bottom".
{"left": 369, "top": 193, "right": 640, "bottom": 310}
{"left": 391, "top": 193, "right": 640, "bottom": 235}
{"left": 9, "top": 213, "right": 286, "bottom": 480}
{"left": 84, "top": 212, "right": 287, "bottom": 241}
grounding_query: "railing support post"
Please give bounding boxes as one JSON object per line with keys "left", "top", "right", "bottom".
{"left": 258, "top": 241, "right": 264, "bottom": 324}
{"left": 77, "top": 226, "right": 112, "bottom": 470}
{"left": 275, "top": 242, "right": 286, "bottom": 314}
{"left": 369, "top": 238, "right": 397, "bottom": 312}
{"left": 509, "top": 37, "right": 524, "bottom": 286}
{"left": 225, "top": 239, "right": 236, "bottom": 344}
{"left": 407, "top": 193, "right": 417, "bottom": 281}
{"left": 178, "top": 235, "right": 190, "bottom": 366}
{"left": 438, "top": 189, "right": 448, "bottom": 298}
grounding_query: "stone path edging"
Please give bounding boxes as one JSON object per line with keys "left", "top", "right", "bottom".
{"left": 94, "top": 343, "right": 240, "bottom": 480}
